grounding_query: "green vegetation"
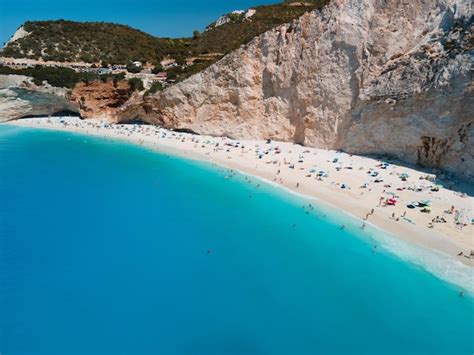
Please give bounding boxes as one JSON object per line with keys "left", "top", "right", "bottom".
{"left": 126, "top": 62, "right": 142, "bottom": 73}
{"left": 193, "top": 30, "right": 201, "bottom": 40}
{"left": 151, "top": 65, "right": 164, "bottom": 74}
{"left": 0, "top": 1, "right": 329, "bottom": 87}
{"left": 0, "top": 64, "right": 124, "bottom": 88}
{"left": 128, "top": 77, "right": 144, "bottom": 91}
{"left": 148, "top": 81, "right": 164, "bottom": 94}
{"left": 1, "top": 20, "right": 191, "bottom": 64}
{"left": 1, "top": 1, "right": 328, "bottom": 65}
{"left": 165, "top": 61, "right": 216, "bottom": 82}
{"left": 194, "top": 1, "right": 328, "bottom": 55}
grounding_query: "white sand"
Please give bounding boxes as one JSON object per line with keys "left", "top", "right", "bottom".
{"left": 6, "top": 117, "right": 474, "bottom": 267}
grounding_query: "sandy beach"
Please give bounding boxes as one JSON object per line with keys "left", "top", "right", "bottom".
{"left": 6, "top": 117, "right": 474, "bottom": 267}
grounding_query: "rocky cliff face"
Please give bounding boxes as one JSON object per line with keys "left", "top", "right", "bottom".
{"left": 0, "top": 75, "right": 133, "bottom": 122}
{"left": 69, "top": 80, "right": 133, "bottom": 121}
{"left": 131, "top": 0, "right": 473, "bottom": 182}
{"left": 0, "top": 75, "right": 78, "bottom": 121}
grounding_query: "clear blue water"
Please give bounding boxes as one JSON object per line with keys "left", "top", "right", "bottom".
{"left": 0, "top": 125, "right": 473, "bottom": 354}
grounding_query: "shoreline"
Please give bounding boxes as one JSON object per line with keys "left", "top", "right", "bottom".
{"left": 5, "top": 117, "right": 473, "bottom": 269}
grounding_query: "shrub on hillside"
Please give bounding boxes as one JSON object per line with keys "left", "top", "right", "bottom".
{"left": 148, "top": 81, "right": 164, "bottom": 94}
{"left": 151, "top": 65, "right": 163, "bottom": 74}
{"left": 126, "top": 62, "right": 142, "bottom": 73}
{"left": 128, "top": 77, "right": 144, "bottom": 91}
{"left": 0, "top": 65, "right": 125, "bottom": 88}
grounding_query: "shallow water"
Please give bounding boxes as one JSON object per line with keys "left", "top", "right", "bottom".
{"left": 0, "top": 125, "right": 473, "bottom": 354}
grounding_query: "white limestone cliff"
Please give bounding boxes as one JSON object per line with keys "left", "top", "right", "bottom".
{"left": 4, "top": 26, "right": 30, "bottom": 47}
{"left": 0, "top": 75, "right": 77, "bottom": 121}
{"left": 136, "top": 0, "right": 473, "bottom": 181}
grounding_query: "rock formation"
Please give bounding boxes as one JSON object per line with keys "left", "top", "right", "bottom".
{"left": 69, "top": 80, "right": 133, "bottom": 121}
{"left": 130, "top": 0, "right": 473, "bottom": 182}
{"left": 0, "top": 75, "right": 77, "bottom": 121}
{"left": 0, "top": 75, "right": 133, "bottom": 122}
{"left": 1, "top": 0, "right": 472, "bottom": 182}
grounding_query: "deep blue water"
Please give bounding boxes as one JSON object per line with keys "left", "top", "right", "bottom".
{"left": 0, "top": 125, "right": 473, "bottom": 355}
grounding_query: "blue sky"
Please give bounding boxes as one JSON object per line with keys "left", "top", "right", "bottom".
{"left": 0, "top": 0, "right": 277, "bottom": 45}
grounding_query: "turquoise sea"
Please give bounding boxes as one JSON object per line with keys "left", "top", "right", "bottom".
{"left": 0, "top": 125, "right": 473, "bottom": 354}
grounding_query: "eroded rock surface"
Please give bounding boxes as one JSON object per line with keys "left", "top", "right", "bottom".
{"left": 1, "top": 0, "right": 472, "bottom": 181}
{"left": 133, "top": 0, "right": 473, "bottom": 181}
{"left": 0, "top": 75, "right": 77, "bottom": 121}
{"left": 0, "top": 76, "right": 134, "bottom": 122}
{"left": 70, "top": 80, "right": 133, "bottom": 121}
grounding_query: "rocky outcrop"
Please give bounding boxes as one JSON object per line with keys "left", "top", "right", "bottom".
{"left": 0, "top": 0, "right": 471, "bottom": 181}
{"left": 69, "top": 80, "right": 133, "bottom": 121}
{"left": 5, "top": 26, "right": 30, "bottom": 46}
{"left": 208, "top": 9, "right": 257, "bottom": 30}
{"left": 0, "top": 75, "right": 77, "bottom": 121}
{"left": 0, "top": 76, "right": 134, "bottom": 122}
{"left": 132, "top": 0, "right": 473, "bottom": 182}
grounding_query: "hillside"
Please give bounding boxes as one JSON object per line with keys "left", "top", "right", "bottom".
{"left": 193, "top": 1, "right": 328, "bottom": 55}
{"left": 1, "top": 21, "right": 190, "bottom": 64}
{"left": 1, "top": 0, "right": 327, "bottom": 65}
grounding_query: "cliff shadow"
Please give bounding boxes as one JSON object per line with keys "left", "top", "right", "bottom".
{"left": 19, "top": 110, "right": 82, "bottom": 120}
{"left": 353, "top": 152, "right": 473, "bottom": 197}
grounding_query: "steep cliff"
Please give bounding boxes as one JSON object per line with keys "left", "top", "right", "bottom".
{"left": 133, "top": 0, "right": 473, "bottom": 181}
{"left": 69, "top": 80, "right": 133, "bottom": 121}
